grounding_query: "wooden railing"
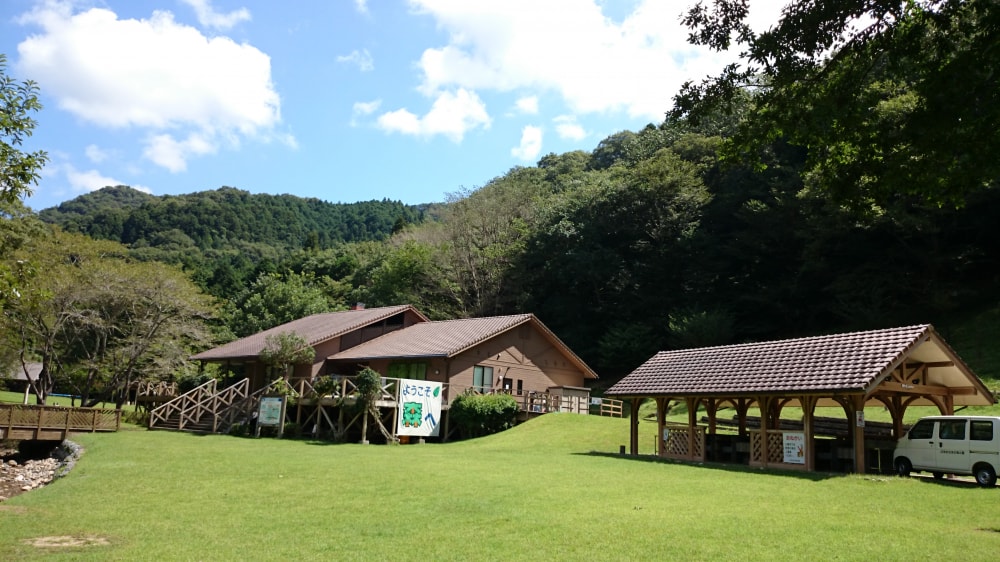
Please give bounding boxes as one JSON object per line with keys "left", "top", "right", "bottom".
{"left": 215, "top": 378, "right": 291, "bottom": 434}
{"left": 149, "top": 378, "right": 250, "bottom": 433}
{"left": 0, "top": 403, "right": 120, "bottom": 440}
{"left": 661, "top": 423, "right": 706, "bottom": 461}
{"left": 295, "top": 376, "right": 592, "bottom": 415}
{"left": 748, "top": 429, "right": 809, "bottom": 471}
{"left": 149, "top": 378, "right": 217, "bottom": 431}
{"left": 597, "top": 398, "right": 623, "bottom": 417}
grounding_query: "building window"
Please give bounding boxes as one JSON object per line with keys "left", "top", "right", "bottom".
{"left": 473, "top": 365, "right": 494, "bottom": 393}
{"left": 388, "top": 362, "right": 427, "bottom": 380}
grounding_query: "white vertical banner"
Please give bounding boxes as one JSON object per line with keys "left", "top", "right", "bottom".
{"left": 397, "top": 379, "right": 442, "bottom": 437}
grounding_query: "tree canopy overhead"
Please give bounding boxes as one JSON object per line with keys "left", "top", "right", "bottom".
{"left": 0, "top": 54, "right": 48, "bottom": 204}
{"left": 674, "top": 0, "right": 1000, "bottom": 207}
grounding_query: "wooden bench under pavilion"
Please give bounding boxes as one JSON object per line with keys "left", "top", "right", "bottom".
{"left": 606, "top": 324, "right": 995, "bottom": 474}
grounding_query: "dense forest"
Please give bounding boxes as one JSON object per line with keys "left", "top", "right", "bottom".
{"left": 3, "top": 0, "right": 999, "bottom": 404}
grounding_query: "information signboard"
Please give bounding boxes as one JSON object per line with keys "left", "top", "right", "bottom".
{"left": 783, "top": 432, "right": 805, "bottom": 464}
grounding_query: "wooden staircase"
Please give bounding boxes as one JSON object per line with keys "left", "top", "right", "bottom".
{"left": 148, "top": 378, "right": 250, "bottom": 433}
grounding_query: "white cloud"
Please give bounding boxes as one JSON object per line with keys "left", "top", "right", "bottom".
{"left": 377, "top": 88, "right": 490, "bottom": 142}
{"left": 353, "top": 100, "right": 382, "bottom": 115}
{"left": 408, "top": 0, "right": 788, "bottom": 120}
{"left": 511, "top": 125, "right": 543, "bottom": 161}
{"left": 84, "top": 144, "right": 111, "bottom": 163}
{"left": 514, "top": 96, "right": 538, "bottom": 115}
{"left": 553, "top": 115, "right": 586, "bottom": 141}
{"left": 355, "top": 0, "right": 370, "bottom": 15}
{"left": 16, "top": 2, "right": 285, "bottom": 172}
{"left": 143, "top": 132, "right": 218, "bottom": 173}
{"left": 337, "top": 49, "right": 374, "bottom": 72}
{"left": 64, "top": 164, "right": 151, "bottom": 194}
{"left": 180, "top": 0, "right": 251, "bottom": 30}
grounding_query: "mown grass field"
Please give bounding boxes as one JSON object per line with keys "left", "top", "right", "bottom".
{"left": 2, "top": 413, "right": 1000, "bottom": 561}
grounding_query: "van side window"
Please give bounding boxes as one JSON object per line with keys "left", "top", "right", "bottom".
{"left": 939, "top": 420, "right": 967, "bottom": 440}
{"left": 908, "top": 420, "right": 934, "bottom": 440}
{"left": 971, "top": 421, "right": 994, "bottom": 441}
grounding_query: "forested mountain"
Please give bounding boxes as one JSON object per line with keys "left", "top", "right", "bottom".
{"left": 39, "top": 186, "right": 427, "bottom": 250}
{"left": 4, "top": 0, "right": 999, "bottom": 398}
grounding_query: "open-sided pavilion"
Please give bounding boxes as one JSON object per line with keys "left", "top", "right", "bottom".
{"left": 606, "top": 324, "right": 995, "bottom": 473}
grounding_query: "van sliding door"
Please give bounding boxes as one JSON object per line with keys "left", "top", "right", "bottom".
{"left": 936, "top": 419, "right": 970, "bottom": 473}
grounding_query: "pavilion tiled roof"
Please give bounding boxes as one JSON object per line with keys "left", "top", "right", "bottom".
{"left": 607, "top": 324, "right": 940, "bottom": 397}
{"left": 329, "top": 314, "right": 599, "bottom": 379}
{"left": 191, "top": 305, "right": 424, "bottom": 361}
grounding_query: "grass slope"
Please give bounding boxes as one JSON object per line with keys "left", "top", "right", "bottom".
{"left": 2, "top": 415, "right": 1000, "bottom": 560}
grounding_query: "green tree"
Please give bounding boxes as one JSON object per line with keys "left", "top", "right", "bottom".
{"left": 258, "top": 332, "right": 315, "bottom": 380}
{"left": 674, "top": 0, "right": 1000, "bottom": 207}
{"left": 1, "top": 229, "right": 213, "bottom": 404}
{"left": 354, "top": 366, "right": 392, "bottom": 444}
{"left": 225, "top": 272, "right": 333, "bottom": 337}
{"left": 1, "top": 54, "right": 48, "bottom": 203}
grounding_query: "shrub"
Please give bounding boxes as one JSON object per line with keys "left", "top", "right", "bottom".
{"left": 449, "top": 393, "right": 519, "bottom": 438}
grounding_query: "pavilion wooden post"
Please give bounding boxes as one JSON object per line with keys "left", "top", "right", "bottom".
{"left": 705, "top": 398, "right": 718, "bottom": 435}
{"left": 629, "top": 398, "right": 640, "bottom": 455}
{"left": 656, "top": 397, "right": 668, "bottom": 457}
{"left": 850, "top": 395, "right": 866, "bottom": 474}
{"left": 758, "top": 396, "right": 770, "bottom": 468}
{"left": 735, "top": 398, "right": 749, "bottom": 436}
{"left": 801, "top": 395, "right": 818, "bottom": 471}
{"left": 686, "top": 397, "right": 698, "bottom": 460}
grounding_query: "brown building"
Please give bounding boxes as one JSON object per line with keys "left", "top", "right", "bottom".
{"left": 170, "top": 305, "right": 597, "bottom": 438}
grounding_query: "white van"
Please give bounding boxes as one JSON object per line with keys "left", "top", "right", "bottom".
{"left": 893, "top": 416, "right": 999, "bottom": 487}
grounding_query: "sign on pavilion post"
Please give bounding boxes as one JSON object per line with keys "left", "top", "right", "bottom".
{"left": 397, "top": 379, "right": 443, "bottom": 438}
{"left": 783, "top": 432, "right": 805, "bottom": 464}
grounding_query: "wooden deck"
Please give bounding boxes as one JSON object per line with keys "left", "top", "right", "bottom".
{"left": 0, "top": 403, "right": 121, "bottom": 440}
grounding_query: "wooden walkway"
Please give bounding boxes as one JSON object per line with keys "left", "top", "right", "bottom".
{"left": 0, "top": 403, "right": 121, "bottom": 440}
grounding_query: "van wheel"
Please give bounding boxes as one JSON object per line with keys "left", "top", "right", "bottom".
{"left": 932, "top": 472, "right": 944, "bottom": 480}
{"left": 894, "top": 457, "right": 912, "bottom": 477}
{"left": 974, "top": 464, "right": 996, "bottom": 488}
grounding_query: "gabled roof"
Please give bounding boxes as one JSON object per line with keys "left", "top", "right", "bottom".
{"left": 329, "top": 314, "right": 598, "bottom": 379}
{"left": 4, "top": 362, "right": 42, "bottom": 382}
{"left": 606, "top": 324, "right": 993, "bottom": 405}
{"left": 191, "top": 305, "right": 426, "bottom": 361}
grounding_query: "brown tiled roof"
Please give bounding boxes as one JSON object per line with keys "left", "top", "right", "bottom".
{"left": 329, "top": 314, "right": 599, "bottom": 379}
{"left": 330, "top": 314, "right": 534, "bottom": 359}
{"left": 191, "top": 305, "right": 425, "bottom": 361}
{"left": 607, "top": 324, "right": 952, "bottom": 397}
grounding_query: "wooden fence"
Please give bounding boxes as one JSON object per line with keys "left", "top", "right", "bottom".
{"left": 0, "top": 403, "right": 121, "bottom": 440}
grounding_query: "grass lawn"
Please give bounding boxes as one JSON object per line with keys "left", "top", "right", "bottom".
{"left": 2, "top": 414, "right": 1000, "bottom": 560}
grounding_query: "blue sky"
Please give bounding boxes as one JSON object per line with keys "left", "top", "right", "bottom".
{"left": 1, "top": 0, "right": 784, "bottom": 211}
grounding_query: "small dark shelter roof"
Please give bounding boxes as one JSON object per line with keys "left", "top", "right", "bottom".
{"left": 607, "top": 324, "right": 993, "bottom": 405}
{"left": 329, "top": 314, "right": 598, "bottom": 379}
{"left": 191, "top": 305, "right": 426, "bottom": 362}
